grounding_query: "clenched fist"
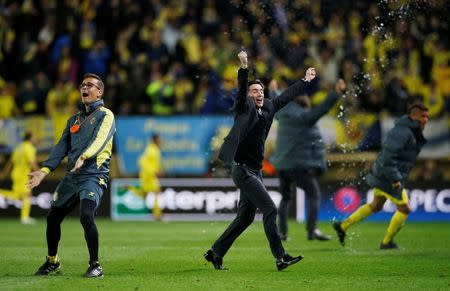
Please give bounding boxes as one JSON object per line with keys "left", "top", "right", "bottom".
{"left": 303, "top": 67, "right": 316, "bottom": 82}
{"left": 238, "top": 51, "right": 248, "bottom": 69}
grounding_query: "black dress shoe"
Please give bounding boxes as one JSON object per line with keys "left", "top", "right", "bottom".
{"left": 276, "top": 254, "right": 304, "bottom": 271}
{"left": 204, "top": 249, "right": 226, "bottom": 270}
{"left": 308, "top": 229, "right": 331, "bottom": 241}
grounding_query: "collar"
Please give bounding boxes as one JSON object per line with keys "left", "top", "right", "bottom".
{"left": 396, "top": 115, "right": 420, "bottom": 129}
{"left": 78, "top": 99, "right": 104, "bottom": 114}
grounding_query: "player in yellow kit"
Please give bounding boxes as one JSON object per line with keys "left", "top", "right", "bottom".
{"left": 138, "top": 134, "right": 163, "bottom": 220}
{"left": 0, "top": 132, "right": 39, "bottom": 224}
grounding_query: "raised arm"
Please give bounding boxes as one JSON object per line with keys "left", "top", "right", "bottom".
{"left": 272, "top": 67, "right": 316, "bottom": 112}
{"left": 284, "top": 79, "right": 346, "bottom": 125}
{"left": 231, "top": 51, "right": 249, "bottom": 114}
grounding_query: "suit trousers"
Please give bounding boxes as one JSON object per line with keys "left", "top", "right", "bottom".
{"left": 212, "top": 164, "right": 285, "bottom": 259}
{"left": 278, "top": 169, "right": 321, "bottom": 236}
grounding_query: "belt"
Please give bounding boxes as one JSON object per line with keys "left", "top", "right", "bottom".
{"left": 235, "top": 162, "right": 261, "bottom": 171}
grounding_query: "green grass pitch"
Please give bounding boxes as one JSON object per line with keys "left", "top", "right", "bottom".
{"left": 0, "top": 219, "right": 448, "bottom": 290}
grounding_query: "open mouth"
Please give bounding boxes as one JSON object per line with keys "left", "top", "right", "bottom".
{"left": 82, "top": 92, "right": 89, "bottom": 97}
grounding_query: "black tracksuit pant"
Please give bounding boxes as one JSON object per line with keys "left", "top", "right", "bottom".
{"left": 46, "top": 199, "right": 99, "bottom": 263}
{"left": 212, "top": 164, "right": 285, "bottom": 259}
{"left": 278, "top": 168, "right": 321, "bottom": 237}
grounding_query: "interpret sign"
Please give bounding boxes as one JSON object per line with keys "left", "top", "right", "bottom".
{"left": 111, "top": 178, "right": 450, "bottom": 222}
{"left": 1, "top": 178, "right": 448, "bottom": 222}
{"left": 111, "top": 178, "right": 302, "bottom": 221}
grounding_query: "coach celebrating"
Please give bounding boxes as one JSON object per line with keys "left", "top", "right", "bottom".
{"left": 28, "top": 73, "right": 115, "bottom": 278}
{"left": 205, "top": 50, "right": 316, "bottom": 271}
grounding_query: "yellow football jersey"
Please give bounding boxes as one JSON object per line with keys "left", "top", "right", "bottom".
{"left": 138, "top": 143, "right": 161, "bottom": 176}
{"left": 138, "top": 143, "right": 161, "bottom": 193}
{"left": 11, "top": 141, "right": 36, "bottom": 181}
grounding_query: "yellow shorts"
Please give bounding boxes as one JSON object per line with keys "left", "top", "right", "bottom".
{"left": 0, "top": 178, "right": 29, "bottom": 200}
{"left": 373, "top": 187, "right": 408, "bottom": 205}
{"left": 0, "top": 188, "right": 18, "bottom": 199}
{"left": 12, "top": 178, "right": 29, "bottom": 197}
{"left": 140, "top": 175, "right": 160, "bottom": 193}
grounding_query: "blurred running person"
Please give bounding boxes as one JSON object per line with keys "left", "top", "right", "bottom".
{"left": 333, "top": 103, "right": 429, "bottom": 249}
{"left": 138, "top": 134, "right": 163, "bottom": 220}
{"left": 0, "top": 132, "right": 39, "bottom": 224}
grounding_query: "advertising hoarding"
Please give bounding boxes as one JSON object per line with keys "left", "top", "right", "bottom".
{"left": 1, "top": 178, "right": 448, "bottom": 222}
{"left": 111, "top": 178, "right": 450, "bottom": 222}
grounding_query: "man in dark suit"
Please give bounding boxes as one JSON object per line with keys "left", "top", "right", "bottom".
{"left": 204, "top": 50, "right": 316, "bottom": 271}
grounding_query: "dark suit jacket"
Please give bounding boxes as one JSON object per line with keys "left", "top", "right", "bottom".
{"left": 218, "top": 68, "right": 312, "bottom": 166}
{"left": 272, "top": 92, "right": 339, "bottom": 173}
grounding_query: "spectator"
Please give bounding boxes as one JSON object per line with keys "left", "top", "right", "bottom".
{"left": 0, "top": 0, "right": 447, "bottom": 117}
{"left": 83, "top": 40, "right": 110, "bottom": 78}
{"left": 0, "top": 83, "right": 17, "bottom": 118}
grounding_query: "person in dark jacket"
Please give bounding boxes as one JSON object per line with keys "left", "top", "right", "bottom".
{"left": 28, "top": 73, "right": 115, "bottom": 277}
{"left": 272, "top": 78, "right": 346, "bottom": 241}
{"left": 333, "top": 103, "right": 429, "bottom": 249}
{"left": 204, "top": 50, "right": 316, "bottom": 271}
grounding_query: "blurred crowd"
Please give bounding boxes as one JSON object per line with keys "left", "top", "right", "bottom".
{"left": 0, "top": 0, "right": 449, "bottom": 119}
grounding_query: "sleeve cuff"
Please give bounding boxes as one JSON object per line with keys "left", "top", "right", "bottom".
{"left": 40, "top": 167, "right": 51, "bottom": 174}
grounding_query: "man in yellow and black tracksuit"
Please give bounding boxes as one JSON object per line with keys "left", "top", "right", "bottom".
{"left": 28, "top": 73, "right": 115, "bottom": 278}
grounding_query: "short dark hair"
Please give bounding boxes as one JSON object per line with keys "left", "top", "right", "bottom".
{"left": 83, "top": 73, "right": 104, "bottom": 92}
{"left": 407, "top": 102, "right": 428, "bottom": 114}
{"left": 24, "top": 131, "right": 33, "bottom": 141}
{"left": 248, "top": 79, "right": 264, "bottom": 90}
{"left": 152, "top": 134, "right": 160, "bottom": 142}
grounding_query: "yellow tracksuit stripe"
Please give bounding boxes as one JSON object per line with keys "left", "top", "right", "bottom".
{"left": 96, "top": 138, "right": 113, "bottom": 169}
{"left": 83, "top": 108, "right": 115, "bottom": 159}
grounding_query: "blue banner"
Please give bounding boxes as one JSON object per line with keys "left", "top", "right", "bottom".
{"left": 319, "top": 185, "right": 450, "bottom": 222}
{"left": 115, "top": 116, "right": 233, "bottom": 175}
{"left": 0, "top": 117, "right": 55, "bottom": 154}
